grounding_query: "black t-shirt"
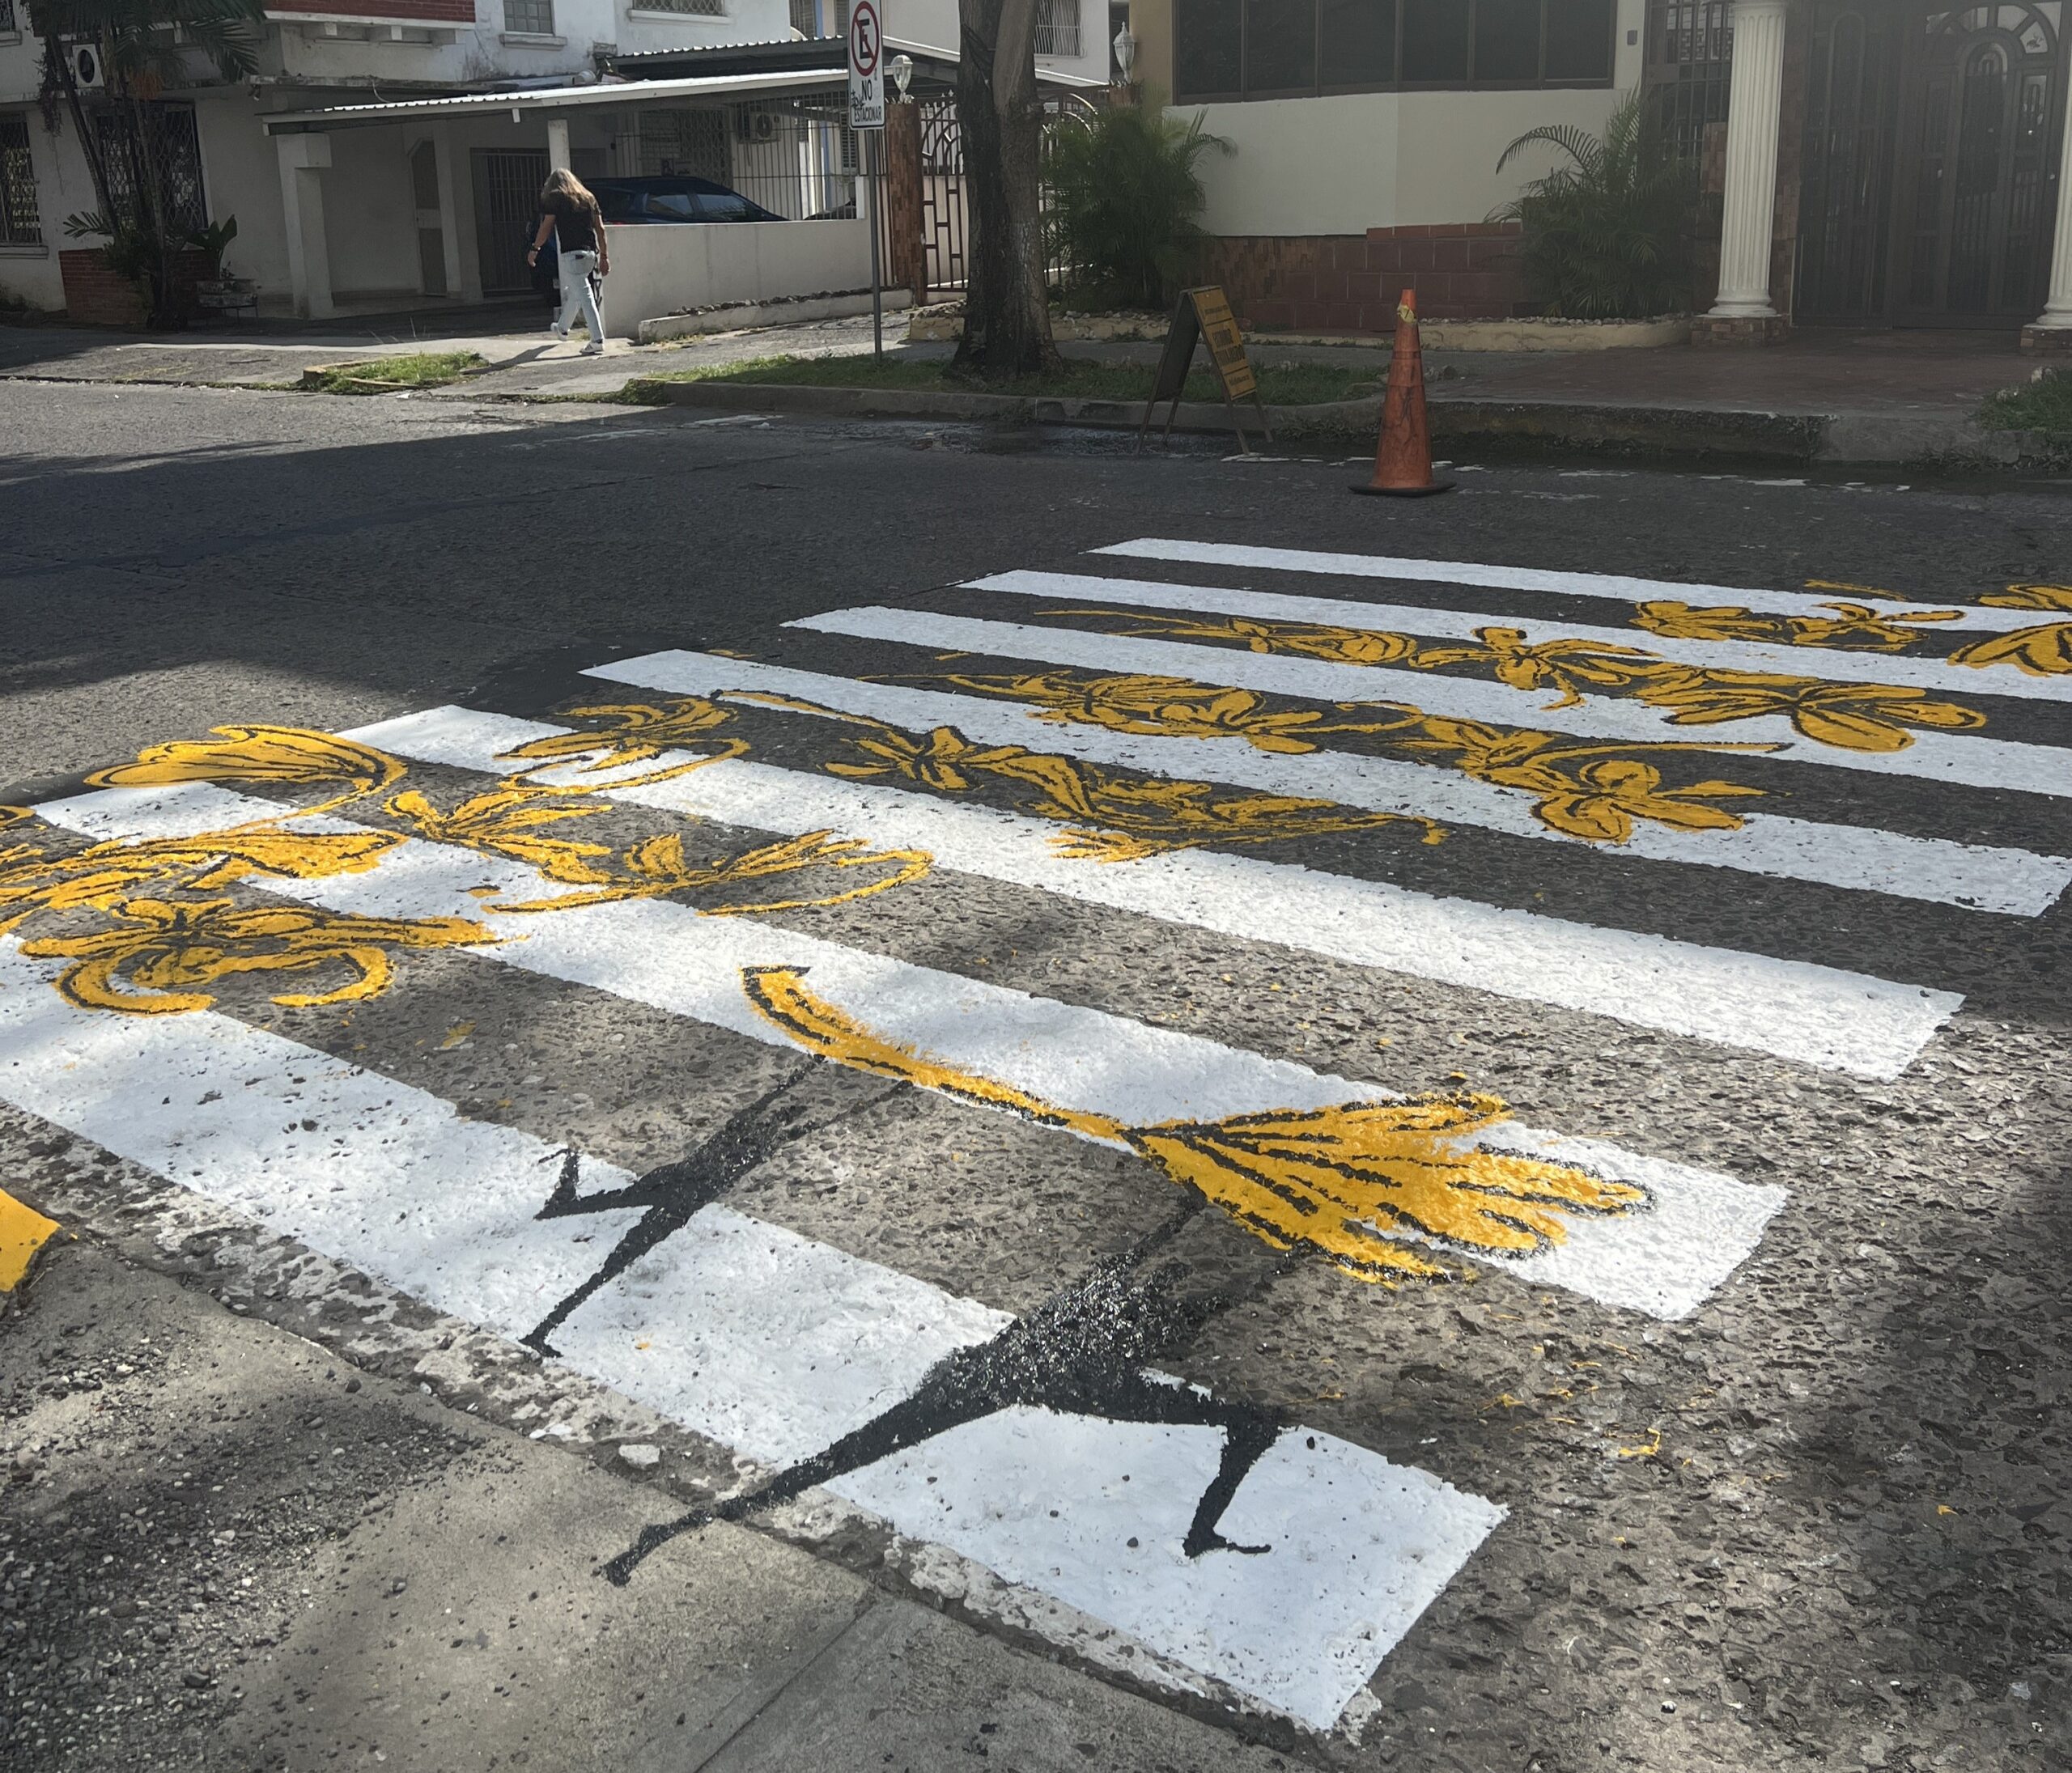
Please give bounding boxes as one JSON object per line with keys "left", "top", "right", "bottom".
{"left": 544, "top": 192, "right": 600, "bottom": 255}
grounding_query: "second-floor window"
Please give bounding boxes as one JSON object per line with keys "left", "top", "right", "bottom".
{"left": 1036, "top": 0, "right": 1082, "bottom": 57}
{"left": 1175, "top": 0, "right": 1618, "bottom": 101}
{"left": 0, "top": 0, "right": 19, "bottom": 34}
{"left": 790, "top": 0, "right": 820, "bottom": 35}
{"left": 0, "top": 113, "right": 40, "bottom": 246}
{"left": 505, "top": 0, "right": 554, "bottom": 33}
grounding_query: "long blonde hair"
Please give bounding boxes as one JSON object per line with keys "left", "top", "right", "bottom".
{"left": 540, "top": 168, "right": 598, "bottom": 214}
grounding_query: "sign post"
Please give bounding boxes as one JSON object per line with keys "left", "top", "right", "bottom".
{"left": 1137, "top": 286, "right": 1271, "bottom": 453}
{"left": 848, "top": 0, "right": 887, "bottom": 362}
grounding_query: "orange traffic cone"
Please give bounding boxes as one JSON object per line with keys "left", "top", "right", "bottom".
{"left": 1352, "top": 288, "right": 1453, "bottom": 498}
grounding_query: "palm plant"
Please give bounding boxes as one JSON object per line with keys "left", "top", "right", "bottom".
{"left": 1045, "top": 101, "right": 1231, "bottom": 312}
{"left": 32, "top": 0, "right": 264, "bottom": 325}
{"left": 1491, "top": 91, "right": 1694, "bottom": 320}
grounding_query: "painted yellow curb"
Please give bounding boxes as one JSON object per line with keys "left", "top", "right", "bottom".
{"left": 0, "top": 1188, "right": 60, "bottom": 1292}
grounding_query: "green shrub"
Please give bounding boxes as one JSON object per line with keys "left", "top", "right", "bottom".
{"left": 1980, "top": 369, "right": 2072, "bottom": 436}
{"left": 1491, "top": 92, "right": 1694, "bottom": 320}
{"left": 1046, "top": 101, "right": 1231, "bottom": 312}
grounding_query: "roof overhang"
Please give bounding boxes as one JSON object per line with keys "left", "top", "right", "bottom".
{"left": 608, "top": 32, "right": 1104, "bottom": 89}
{"left": 261, "top": 67, "right": 858, "bottom": 132}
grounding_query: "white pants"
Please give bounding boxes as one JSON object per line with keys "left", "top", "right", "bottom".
{"left": 555, "top": 248, "right": 605, "bottom": 342}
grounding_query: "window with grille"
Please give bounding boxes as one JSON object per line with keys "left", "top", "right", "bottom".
{"left": 94, "top": 104, "right": 206, "bottom": 235}
{"left": 504, "top": 0, "right": 554, "bottom": 32}
{"left": 1174, "top": 0, "right": 1616, "bottom": 100}
{"left": 789, "top": 0, "right": 820, "bottom": 35}
{"left": 1036, "top": 0, "right": 1082, "bottom": 57}
{"left": 634, "top": 0, "right": 725, "bottom": 14}
{"left": 0, "top": 0, "right": 19, "bottom": 32}
{"left": 0, "top": 112, "right": 38, "bottom": 245}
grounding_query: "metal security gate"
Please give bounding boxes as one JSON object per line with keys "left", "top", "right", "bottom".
{"left": 473, "top": 148, "right": 548, "bottom": 295}
{"left": 917, "top": 97, "right": 967, "bottom": 292}
{"left": 1797, "top": 4, "right": 1904, "bottom": 320}
{"left": 1892, "top": 1, "right": 2066, "bottom": 324}
{"left": 899, "top": 94, "right": 1092, "bottom": 299}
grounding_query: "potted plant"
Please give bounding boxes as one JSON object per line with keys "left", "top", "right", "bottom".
{"left": 188, "top": 218, "right": 253, "bottom": 318}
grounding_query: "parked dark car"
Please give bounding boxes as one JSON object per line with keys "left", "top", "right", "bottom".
{"left": 591, "top": 176, "right": 783, "bottom": 225}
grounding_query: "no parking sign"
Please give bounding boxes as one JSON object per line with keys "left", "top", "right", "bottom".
{"left": 848, "top": 0, "right": 885, "bottom": 130}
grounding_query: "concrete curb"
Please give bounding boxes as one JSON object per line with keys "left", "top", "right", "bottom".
{"left": 626, "top": 373, "right": 2062, "bottom": 469}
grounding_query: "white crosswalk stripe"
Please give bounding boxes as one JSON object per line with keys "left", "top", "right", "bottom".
{"left": 966, "top": 568, "right": 2072, "bottom": 704}
{"left": 1092, "top": 538, "right": 2064, "bottom": 634}
{"left": 792, "top": 605, "right": 2072, "bottom": 800}
{"left": 584, "top": 647, "right": 2070, "bottom": 914}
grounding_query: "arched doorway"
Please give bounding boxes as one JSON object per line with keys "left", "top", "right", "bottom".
{"left": 1896, "top": 2, "right": 2066, "bottom": 321}
{"left": 1796, "top": 2, "right": 2068, "bottom": 325}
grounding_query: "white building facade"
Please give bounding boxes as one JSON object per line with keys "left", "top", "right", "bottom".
{"left": 0, "top": 0, "right": 1109, "bottom": 319}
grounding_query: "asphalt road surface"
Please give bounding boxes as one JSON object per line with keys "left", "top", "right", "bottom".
{"left": 1, "top": 380, "right": 2067, "bottom": 1773}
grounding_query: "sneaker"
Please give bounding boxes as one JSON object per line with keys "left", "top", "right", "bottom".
{"left": 581, "top": 342, "right": 605, "bottom": 356}
{"left": 550, "top": 324, "right": 568, "bottom": 341}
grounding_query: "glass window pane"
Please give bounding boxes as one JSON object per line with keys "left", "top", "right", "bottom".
{"left": 1246, "top": 0, "right": 1318, "bottom": 90}
{"left": 1474, "top": 0, "right": 1543, "bottom": 81}
{"left": 1544, "top": 0, "right": 1616, "bottom": 79}
{"left": 1176, "top": 0, "right": 1246, "bottom": 96}
{"left": 1401, "top": 0, "right": 1469, "bottom": 79}
{"left": 1319, "top": 0, "right": 1396, "bottom": 85}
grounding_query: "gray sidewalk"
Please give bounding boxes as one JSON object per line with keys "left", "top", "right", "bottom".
{"left": 0, "top": 312, "right": 2052, "bottom": 465}
{"left": 2, "top": 1236, "right": 1291, "bottom": 1772}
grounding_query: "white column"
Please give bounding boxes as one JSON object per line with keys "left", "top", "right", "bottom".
{"left": 1708, "top": 0, "right": 1790, "bottom": 320}
{"left": 431, "top": 121, "right": 466, "bottom": 299}
{"left": 274, "top": 132, "right": 335, "bottom": 320}
{"left": 546, "top": 116, "right": 571, "bottom": 172}
{"left": 2032, "top": 99, "right": 2072, "bottom": 331}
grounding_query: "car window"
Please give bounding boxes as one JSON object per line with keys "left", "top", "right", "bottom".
{"left": 645, "top": 193, "right": 699, "bottom": 219}
{"left": 596, "top": 189, "right": 636, "bottom": 220}
{"left": 696, "top": 193, "right": 754, "bottom": 221}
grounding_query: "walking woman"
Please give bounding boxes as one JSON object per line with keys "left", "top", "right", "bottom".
{"left": 528, "top": 168, "right": 609, "bottom": 354}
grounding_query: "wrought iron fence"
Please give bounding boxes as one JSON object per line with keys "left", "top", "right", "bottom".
{"left": 1645, "top": 0, "right": 1734, "bottom": 173}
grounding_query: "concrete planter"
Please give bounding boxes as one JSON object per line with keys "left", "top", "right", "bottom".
{"left": 639, "top": 287, "right": 913, "bottom": 345}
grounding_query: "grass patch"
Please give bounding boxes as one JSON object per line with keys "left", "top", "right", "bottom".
{"left": 1979, "top": 368, "right": 2072, "bottom": 435}
{"left": 633, "top": 353, "right": 1374, "bottom": 407}
{"left": 308, "top": 350, "right": 487, "bottom": 394}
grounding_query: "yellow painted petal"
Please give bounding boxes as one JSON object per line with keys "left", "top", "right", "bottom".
{"left": 1950, "top": 622, "right": 2072, "bottom": 677}
{"left": 0, "top": 1189, "right": 61, "bottom": 1292}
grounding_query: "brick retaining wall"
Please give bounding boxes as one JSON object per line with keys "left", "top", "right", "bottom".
{"left": 1203, "top": 223, "right": 1527, "bottom": 333}
{"left": 59, "top": 248, "right": 215, "bottom": 328}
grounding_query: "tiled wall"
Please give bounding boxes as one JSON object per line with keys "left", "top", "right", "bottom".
{"left": 1203, "top": 223, "right": 1527, "bottom": 332}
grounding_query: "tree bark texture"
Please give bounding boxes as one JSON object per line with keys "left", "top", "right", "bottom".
{"left": 953, "top": 0, "right": 1058, "bottom": 378}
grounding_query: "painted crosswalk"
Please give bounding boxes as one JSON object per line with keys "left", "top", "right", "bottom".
{"left": 1, "top": 534, "right": 2062, "bottom": 1739}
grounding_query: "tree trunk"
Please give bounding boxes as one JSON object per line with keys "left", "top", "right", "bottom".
{"left": 952, "top": 0, "right": 1058, "bottom": 379}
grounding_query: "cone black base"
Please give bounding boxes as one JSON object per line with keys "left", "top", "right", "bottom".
{"left": 1350, "top": 479, "right": 1456, "bottom": 497}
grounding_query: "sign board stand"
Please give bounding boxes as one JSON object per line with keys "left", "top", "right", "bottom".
{"left": 1137, "top": 286, "right": 1272, "bottom": 454}
{"left": 848, "top": 0, "right": 886, "bottom": 363}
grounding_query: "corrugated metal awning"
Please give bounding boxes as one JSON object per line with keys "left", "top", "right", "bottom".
{"left": 261, "top": 67, "right": 855, "bottom": 133}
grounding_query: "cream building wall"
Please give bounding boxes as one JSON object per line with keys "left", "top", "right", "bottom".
{"left": 1128, "top": 0, "right": 1649, "bottom": 236}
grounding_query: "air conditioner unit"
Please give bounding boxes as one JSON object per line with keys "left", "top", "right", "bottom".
{"left": 67, "top": 42, "right": 105, "bottom": 90}
{"left": 738, "top": 109, "right": 780, "bottom": 145}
